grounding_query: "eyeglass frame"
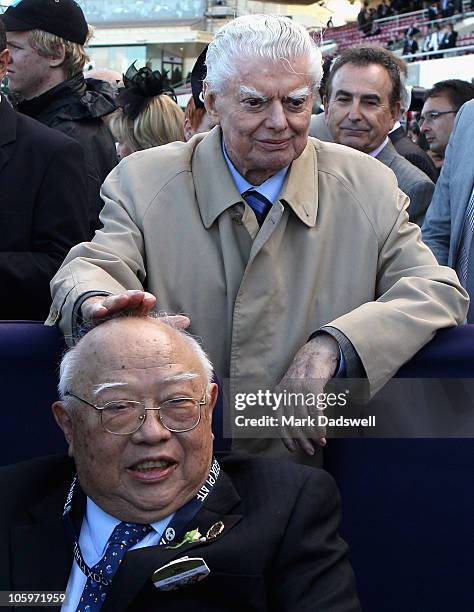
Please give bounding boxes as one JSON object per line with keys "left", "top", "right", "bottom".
{"left": 63, "top": 391, "right": 207, "bottom": 435}
{"left": 418, "top": 109, "right": 458, "bottom": 127}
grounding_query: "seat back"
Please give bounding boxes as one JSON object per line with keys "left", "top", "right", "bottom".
{"left": 324, "top": 325, "right": 474, "bottom": 611}
{"left": 0, "top": 321, "right": 67, "bottom": 465}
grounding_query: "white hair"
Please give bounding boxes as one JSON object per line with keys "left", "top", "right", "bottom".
{"left": 58, "top": 316, "right": 215, "bottom": 406}
{"left": 205, "top": 14, "right": 323, "bottom": 94}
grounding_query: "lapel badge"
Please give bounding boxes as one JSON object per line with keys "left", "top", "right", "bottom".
{"left": 165, "top": 527, "right": 175, "bottom": 542}
{"left": 206, "top": 521, "right": 224, "bottom": 540}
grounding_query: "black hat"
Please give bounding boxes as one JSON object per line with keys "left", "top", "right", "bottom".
{"left": 191, "top": 46, "right": 208, "bottom": 109}
{"left": 0, "top": 0, "right": 88, "bottom": 45}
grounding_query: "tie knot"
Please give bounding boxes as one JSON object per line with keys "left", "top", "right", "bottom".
{"left": 108, "top": 522, "right": 153, "bottom": 548}
{"left": 242, "top": 190, "right": 272, "bottom": 226}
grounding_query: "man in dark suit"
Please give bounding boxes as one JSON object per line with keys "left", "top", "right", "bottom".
{"left": 0, "top": 315, "right": 359, "bottom": 611}
{"left": 309, "top": 110, "right": 439, "bottom": 183}
{"left": 323, "top": 46, "right": 434, "bottom": 225}
{"left": 0, "top": 22, "right": 90, "bottom": 320}
{"left": 402, "top": 33, "right": 418, "bottom": 58}
{"left": 439, "top": 23, "right": 458, "bottom": 49}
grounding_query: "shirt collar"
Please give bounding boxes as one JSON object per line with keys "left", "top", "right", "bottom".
{"left": 369, "top": 136, "right": 389, "bottom": 158}
{"left": 192, "top": 127, "right": 318, "bottom": 228}
{"left": 221, "top": 138, "right": 289, "bottom": 204}
{"left": 85, "top": 497, "right": 172, "bottom": 557}
{"left": 390, "top": 121, "right": 401, "bottom": 134}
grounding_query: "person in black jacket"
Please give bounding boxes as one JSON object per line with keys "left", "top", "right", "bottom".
{"left": 0, "top": 315, "right": 360, "bottom": 612}
{"left": 1, "top": 0, "right": 118, "bottom": 233}
{"left": 0, "top": 22, "right": 91, "bottom": 320}
{"left": 439, "top": 23, "right": 458, "bottom": 50}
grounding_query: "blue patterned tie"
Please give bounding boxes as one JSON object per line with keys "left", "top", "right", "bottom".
{"left": 243, "top": 190, "right": 272, "bottom": 226}
{"left": 76, "top": 522, "right": 152, "bottom": 612}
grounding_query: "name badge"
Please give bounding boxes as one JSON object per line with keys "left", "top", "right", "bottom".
{"left": 152, "top": 556, "right": 210, "bottom": 591}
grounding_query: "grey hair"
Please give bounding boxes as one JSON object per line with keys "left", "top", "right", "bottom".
{"left": 58, "top": 315, "right": 215, "bottom": 407}
{"left": 205, "top": 14, "right": 323, "bottom": 94}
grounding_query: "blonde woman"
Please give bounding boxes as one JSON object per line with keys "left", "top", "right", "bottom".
{"left": 111, "top": 62, "right": 185, "bottom": 158}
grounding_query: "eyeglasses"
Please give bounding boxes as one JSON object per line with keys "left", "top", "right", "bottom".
{"left": 64, "top": 392, "right": 206, "bottom": 435}
{"left": 418, "top": 110, "right": 458, "bottom": 127}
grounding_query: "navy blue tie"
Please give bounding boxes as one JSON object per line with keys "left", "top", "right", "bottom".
{"left": 76, "top": 521, "right": 152, "bottom": 611}
{"left": 243, "top": 190, "right": 272, "bottom": 226}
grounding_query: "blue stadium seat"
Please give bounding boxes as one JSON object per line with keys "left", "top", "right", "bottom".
{"left": 0, "top": 321, "right": 67, "bottom": 465}
{"left": 324, "top": 325, "right": 474, "bottom": 611}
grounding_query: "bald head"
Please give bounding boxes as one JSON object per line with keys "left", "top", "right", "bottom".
{"left": 53, "top": 315, "right": 217, "bottom": 523}
{"left": 58, "top": 315, "right": 213, "bottom": 404}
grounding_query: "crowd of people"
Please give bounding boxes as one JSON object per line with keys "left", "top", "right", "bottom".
{"left": 0, "top": 0, "right": 473, "bottom": 609}
{"left": 353, "top": 0, "right": 470, "bottom": 59}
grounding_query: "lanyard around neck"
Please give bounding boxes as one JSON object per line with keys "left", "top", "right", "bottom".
{"left": 63, "top": 458, "right": 221, "bottom": 585}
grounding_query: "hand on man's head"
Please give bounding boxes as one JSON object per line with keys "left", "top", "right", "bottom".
{"left": 81, "top": 290, "right": 191, "bottom": 330}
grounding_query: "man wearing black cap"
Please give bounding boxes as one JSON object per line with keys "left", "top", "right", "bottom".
{"left": 0, "top": 19, "right": 90, "bottom": 320}
{"left": 1, "top": 0, "right": 118, "bottom": 232}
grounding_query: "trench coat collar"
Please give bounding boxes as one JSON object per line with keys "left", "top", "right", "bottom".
{"left": 193, "top": 127, "right": 318, "bottom": 229}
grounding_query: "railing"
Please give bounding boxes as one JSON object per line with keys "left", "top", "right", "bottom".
{"left": 374, "top": 0, "right": 472, "bottom": 28}
{"left": 375, "top": 7, "right": 427, "bottom": 27}
{"left": 402, "top": 42, "right": 474, "bottom": 61}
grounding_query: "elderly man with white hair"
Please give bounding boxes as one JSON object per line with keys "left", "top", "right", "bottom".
{"left": 48, "top": 15, "right": 467, "bottom": 460}
{"left": 0, "top": 315, "right": 360, "bottom": 611}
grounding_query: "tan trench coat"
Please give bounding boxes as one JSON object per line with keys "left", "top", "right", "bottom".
{"left": 48, "top": 127, "right": 467, "bottom": 400}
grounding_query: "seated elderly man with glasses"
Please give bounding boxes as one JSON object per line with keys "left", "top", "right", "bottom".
{"left": 0, "top": 315, "right": 359, "bottom": 612}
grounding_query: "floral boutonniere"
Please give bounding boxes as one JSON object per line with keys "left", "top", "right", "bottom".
{"left": 164, "top": 521, "right": 225, "bottom": 550}
{"left": 165, "top": 528, "right": 204, "bottom": 550}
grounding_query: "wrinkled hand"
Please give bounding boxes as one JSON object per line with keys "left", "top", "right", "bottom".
{"left": 278, "top": 334, "right": 339, "bottom": 456}
{"left": 81, "top": 290, "right": 190, "bottom": 329}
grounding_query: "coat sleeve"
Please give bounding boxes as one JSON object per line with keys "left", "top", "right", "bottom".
{"left": 324, "top": 189, "right": 468, "bottom": 394}
{"left": 269, "top": 470, "right": 361, "bottom": 612}
{"left": 0, "top": 138, "right": 90, "bottom": 321}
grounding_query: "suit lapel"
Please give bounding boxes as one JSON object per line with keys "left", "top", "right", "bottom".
{"left": 0, "top": 97, "right": 17, "bottom": 175}
{"left": 9, "top": 476, "right": 84, "bottom": 592}
{"left": 101, "top": 470, "right": 243, "bottom": 612}
{"left": 375, "top": 140, "right": 397, "bottom": 168}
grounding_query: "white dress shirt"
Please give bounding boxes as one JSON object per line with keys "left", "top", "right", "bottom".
{"left": 61, "top": 497, "right": 173, "bottom": 611}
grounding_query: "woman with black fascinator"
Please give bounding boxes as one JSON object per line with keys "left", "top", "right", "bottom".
{"left": 110, "top": 62, "right": 185, "bottom": 158}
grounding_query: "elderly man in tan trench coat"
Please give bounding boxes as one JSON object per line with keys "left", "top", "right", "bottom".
{"left": 48, "top": 15, "right": 468, "bottom": 460}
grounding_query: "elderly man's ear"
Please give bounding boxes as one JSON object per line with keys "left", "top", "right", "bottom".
{"left": 0, "top": 49, "right": 9, "bottom": 81}
{"left": 208, "top": 382, "right": 218, "bottom": 413}
{"left": 203, "top": 83, "right": 220, "bottom": 125}
{"left": 52, "top": 401, "right": 75, "bottom": 456}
